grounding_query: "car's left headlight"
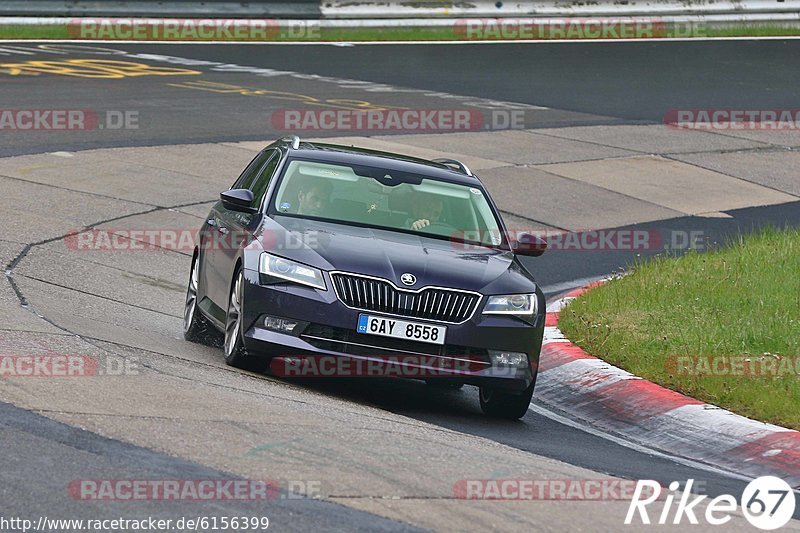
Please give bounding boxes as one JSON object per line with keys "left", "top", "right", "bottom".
{"left": 483, "top": 294, "right": 537, "bottom": 315}
{"left": 259, "top": 253, "right": 326, "bottom": 290}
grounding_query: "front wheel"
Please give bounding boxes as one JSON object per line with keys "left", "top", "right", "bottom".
{"left": 184, "top": 255, "right": 216, "bottom": 344}
{"left": 479, "top": 381, "right": 534, "bottom": 420}
{"left": 224, "top": 268, "right": 267, "bottom": 373}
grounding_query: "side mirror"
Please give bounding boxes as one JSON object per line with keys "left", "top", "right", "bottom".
{"left": 220, "top": 189, "right": 257, "bottom": 214}
{"left": 512, "top": 232, "right": 547, "bottom": 257}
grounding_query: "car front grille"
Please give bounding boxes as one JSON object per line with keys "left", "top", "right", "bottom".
{"left": 330, "top": 272, "right": 481, "bottom": 324}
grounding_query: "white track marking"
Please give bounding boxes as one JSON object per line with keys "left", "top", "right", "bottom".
{"left": 528, "top": 401, "right": 754, "bottom": 483}
{"left": 541, "top": 276, "right": 606, "bottom": 296}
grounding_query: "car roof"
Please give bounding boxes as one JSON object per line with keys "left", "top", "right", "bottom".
{"left": 270, "top": 139, "right": 483, "bottom": 186}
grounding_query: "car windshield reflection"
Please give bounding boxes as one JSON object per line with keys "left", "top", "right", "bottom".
{"left": 271, "top": 159, "right": 504, "bottom": 247}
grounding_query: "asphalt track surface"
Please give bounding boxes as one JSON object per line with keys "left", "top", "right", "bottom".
{"left": 2, "top": 41, "right": 799, "bottom": 289}
{"left": 3, "top": 40, "right": 800, "bottom": 155}
{"left": 1, "top": 41, "right": 799, "bottom": 529}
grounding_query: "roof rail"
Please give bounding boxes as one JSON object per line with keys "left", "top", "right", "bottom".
{"left": 281, "top": 135, "right": 300, "bottom": 149}
{"left": 431, "top": 158, "right": 473, "bottom": 177}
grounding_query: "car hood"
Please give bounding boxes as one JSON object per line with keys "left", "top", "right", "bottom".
{"left": 258, "top": 216, "right": 536, "bottom": 293}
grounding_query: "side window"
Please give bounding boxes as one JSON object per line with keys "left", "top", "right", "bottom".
{"left": 232, "top": 150, "right": 272, "bottom": 190}
{"left": 250, "top": 151, "right": 280, "bottom": 207}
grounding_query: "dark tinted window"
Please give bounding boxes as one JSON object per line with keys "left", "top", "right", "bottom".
{"left": 232, "top": 150, "right": 272, "bottom": 190}
{"left": 251, "top": 151, "right": 280, "bottom": 207}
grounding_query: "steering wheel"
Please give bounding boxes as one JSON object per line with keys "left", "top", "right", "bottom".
{"left": 424, "top": 221, "right": 458, "bottom": 234}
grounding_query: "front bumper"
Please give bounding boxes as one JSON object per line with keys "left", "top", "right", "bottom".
{"left": 240, "top": 268, "right": 544, "bottom": 392}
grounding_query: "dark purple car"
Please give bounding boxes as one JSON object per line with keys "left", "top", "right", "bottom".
{"left": 184, "top": 136, "right": 547, "bottom": 419}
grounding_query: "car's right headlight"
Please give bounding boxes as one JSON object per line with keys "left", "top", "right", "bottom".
{"left": 259, "top": 253, "right": 326, "bottom": 290}
{"left": 482, "top": 294, "right": 537, "bottom": 316}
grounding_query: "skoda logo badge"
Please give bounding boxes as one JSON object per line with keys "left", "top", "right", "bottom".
{"left": 400, "top": 273, "right": 416, "bottom": 286}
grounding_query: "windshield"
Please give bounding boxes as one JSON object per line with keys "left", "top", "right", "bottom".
{"left": 270, "top": 158, "right": 505, "bottom": 247}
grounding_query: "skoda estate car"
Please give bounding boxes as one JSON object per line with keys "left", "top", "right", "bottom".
{"left": 184, "top": 136, "right": 547, "bottom": 419}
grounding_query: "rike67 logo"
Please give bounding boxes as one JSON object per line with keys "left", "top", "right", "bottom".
{"left": 626, "top": 477, "right": 796, "bottom": 530}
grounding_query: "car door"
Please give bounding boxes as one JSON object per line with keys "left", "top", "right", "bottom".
{"left": 204, "top": 149, "right": 274, "bottom": 313}
{"left": 212, "top": 149, "right": 281, "bottom": 311}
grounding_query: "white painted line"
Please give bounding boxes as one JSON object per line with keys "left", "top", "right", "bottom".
{"left": 545, "top": 296, "right": 575, "bottom": 313}
{"left": 537, "top": 360, "right": 641, "bottom": 401}
{"left": 528, "top": 401, "right": 754, "bottom": 483}
{"left": 654, "top": 403, "right": 795, "bottom": 437}
{"left": 541, "top": 356, "right": 640, "bottom": 381}
{"left": 113, "top": 49, "right": 549, "bottom": 112}
{"left": 542, "top": 276, "right": 606, "bottom": 297}
{"left": 543, "top": 326, "right": 569, "bottom": 343}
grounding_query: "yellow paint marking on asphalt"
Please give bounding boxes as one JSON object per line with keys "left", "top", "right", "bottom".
{"left": 0, "top": 59, "right": 201, "bottom": 78}
{"left": 18, "top": 165, "right": 53, "bottom": 177}
{"left": 167, "top": 80, "right": 408, "bottom": 112}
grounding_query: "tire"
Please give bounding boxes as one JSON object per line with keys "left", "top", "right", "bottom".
{"left": 479, "top": 381, "right": 535, "bottom": 420}
{"left": 224, "top": 267, "right": 267, "bottom": 373}
{"left": 183, "top": 255, "right": 217, "bottom": 344}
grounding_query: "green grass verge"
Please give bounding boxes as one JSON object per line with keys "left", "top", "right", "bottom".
{"left": 1, "top": 23, "right": 800, "bottom": 41}
{"left": 0, "top": 24, "right": 70, "bottom": 40}
{"left": 559, "top": 227, "right": 800, "bottom": 430}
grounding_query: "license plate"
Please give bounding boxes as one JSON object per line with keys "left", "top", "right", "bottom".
{"left": 357, "top": 314, "right": 446, "bottom": 345}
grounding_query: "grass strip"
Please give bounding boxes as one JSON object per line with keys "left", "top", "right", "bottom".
{"left": 559, "top": 227, "right": 800, "bottom": 430}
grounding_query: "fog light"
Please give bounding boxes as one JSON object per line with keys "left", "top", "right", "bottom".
{"left": 489, "top": 350, "right": 528, "bottom": 368}
{"left": 263, "top": 316, "right": 298, "bottom": 333}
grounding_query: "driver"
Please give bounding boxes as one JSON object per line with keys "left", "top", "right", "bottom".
{"left": 296, "top": 178, "right": 332, "bottom": 217}
{"left": 408, "top": 193, "right": 444, "bottom": 231}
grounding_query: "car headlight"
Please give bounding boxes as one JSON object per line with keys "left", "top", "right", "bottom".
{"left": 483, "top": 294, "right": 537, "bottom": 315}
{"left": 259, "top": 253, "right": 326, "bottom": 290}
